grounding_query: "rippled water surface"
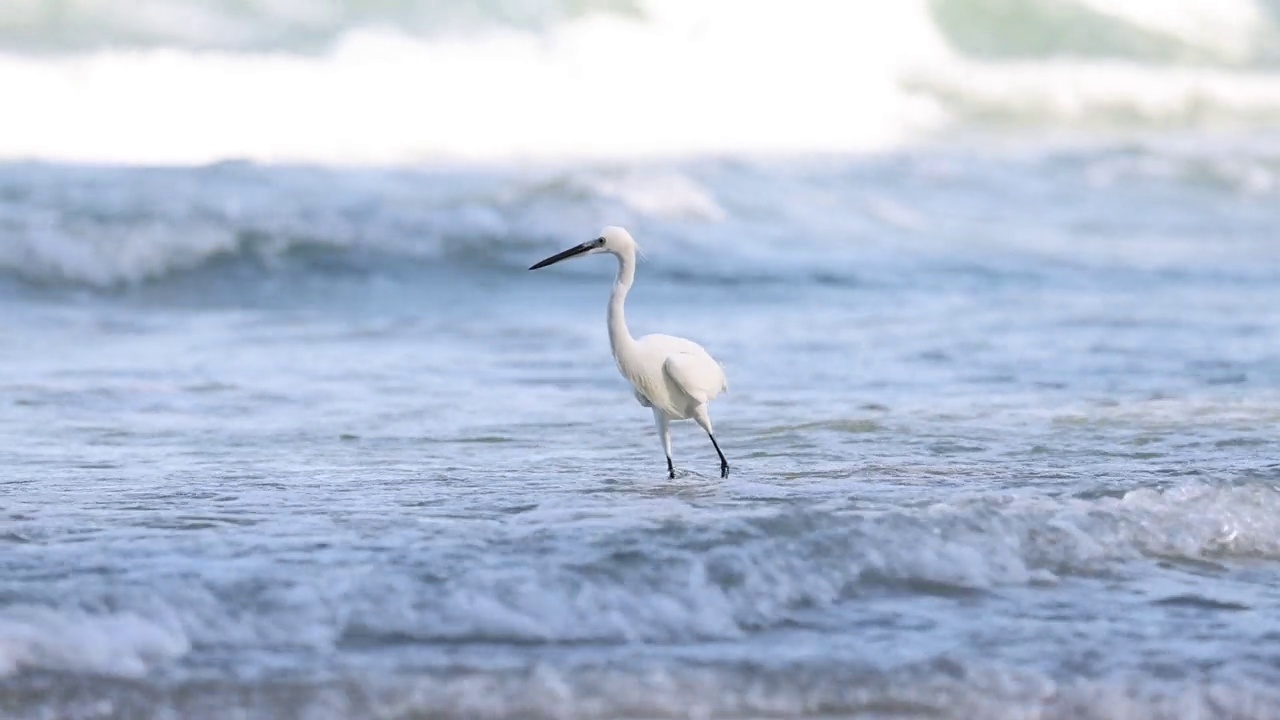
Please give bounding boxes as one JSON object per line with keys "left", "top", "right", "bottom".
{"left": 2, "top": 141, "right": 1280, "bottom": 718}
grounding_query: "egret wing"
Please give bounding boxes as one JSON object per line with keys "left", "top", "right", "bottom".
{"left": 662, "top": 351, "right": 727, "bottom": 405}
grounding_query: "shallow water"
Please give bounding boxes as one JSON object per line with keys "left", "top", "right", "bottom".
{"left": 2, "top": 137, "right": 1279, "bottom": 718}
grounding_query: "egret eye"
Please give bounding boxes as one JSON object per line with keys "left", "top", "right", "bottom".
{"left": 595, "top": 237, "right": 606, "bottom": 247}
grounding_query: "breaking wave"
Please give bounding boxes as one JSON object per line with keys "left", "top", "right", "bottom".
{"left": 2, "top": 0, "right": 1280, "bottom": 164}
{"left": 0, "top": 606, "right": 189, "bottom": 678}
{"left": 3, "top": 141, "right": 1278, "bottom": 293}
{"left": 5, "top": 475, "right": 1278, "bottom": 717}
{"left": 7, "top": 481, "right": 1276, "bottom": 655}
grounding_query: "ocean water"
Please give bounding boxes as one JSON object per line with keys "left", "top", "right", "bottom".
{"left": 4, "top": 2, "right": 1280, "bottom": 719}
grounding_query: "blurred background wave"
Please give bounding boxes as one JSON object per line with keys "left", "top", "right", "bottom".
{"left": 2, "top": 0, "right": 1279, "bottom": 295}
{"left": 4, "top": 0, "right": 1280, "bottom": 164}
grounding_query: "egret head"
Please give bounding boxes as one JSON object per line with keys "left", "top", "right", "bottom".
{"left": 528, "top": 226, "right": 637, "bottom": 270}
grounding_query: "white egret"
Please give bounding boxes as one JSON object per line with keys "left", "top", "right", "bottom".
{"left": 529, "top": 226, "right": 730, "bottom": 478}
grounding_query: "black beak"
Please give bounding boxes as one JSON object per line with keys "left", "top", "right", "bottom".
{"left": 529, "top": 242, "right": 592, "bottom": 270}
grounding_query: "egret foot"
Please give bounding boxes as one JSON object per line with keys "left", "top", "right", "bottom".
{"left": 708, "top": 434, "right": 729, "bottom": 479}
{"left": 667, "top": 456, "right": 675, "bottom": 480}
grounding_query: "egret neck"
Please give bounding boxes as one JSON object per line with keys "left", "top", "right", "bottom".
{"left": 607, "top": 249, "right": 638, "bottom": 362}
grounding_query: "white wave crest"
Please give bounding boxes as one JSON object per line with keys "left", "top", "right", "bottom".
{"left": 914, "top": 60, "right": 1280, "bottom": 128}
{"left": 5, "top": 0, "right": 1280, "bottom": 164}
{"left": 0, "top": 0, "right": 951, "bottom": 164}
{"left": 0, "top": 605, "right": 190, "bottom": 678}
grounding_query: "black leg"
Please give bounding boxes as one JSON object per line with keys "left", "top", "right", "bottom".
{"left": 708, "top": 434, "right": 729, "bottom": 478}
{"left": 667, "top": 455, "right": 675, "bottom": 479}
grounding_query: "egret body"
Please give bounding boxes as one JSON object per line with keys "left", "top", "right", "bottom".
{"left": 529, "top": 226, "right": 730, "bottom": 478}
